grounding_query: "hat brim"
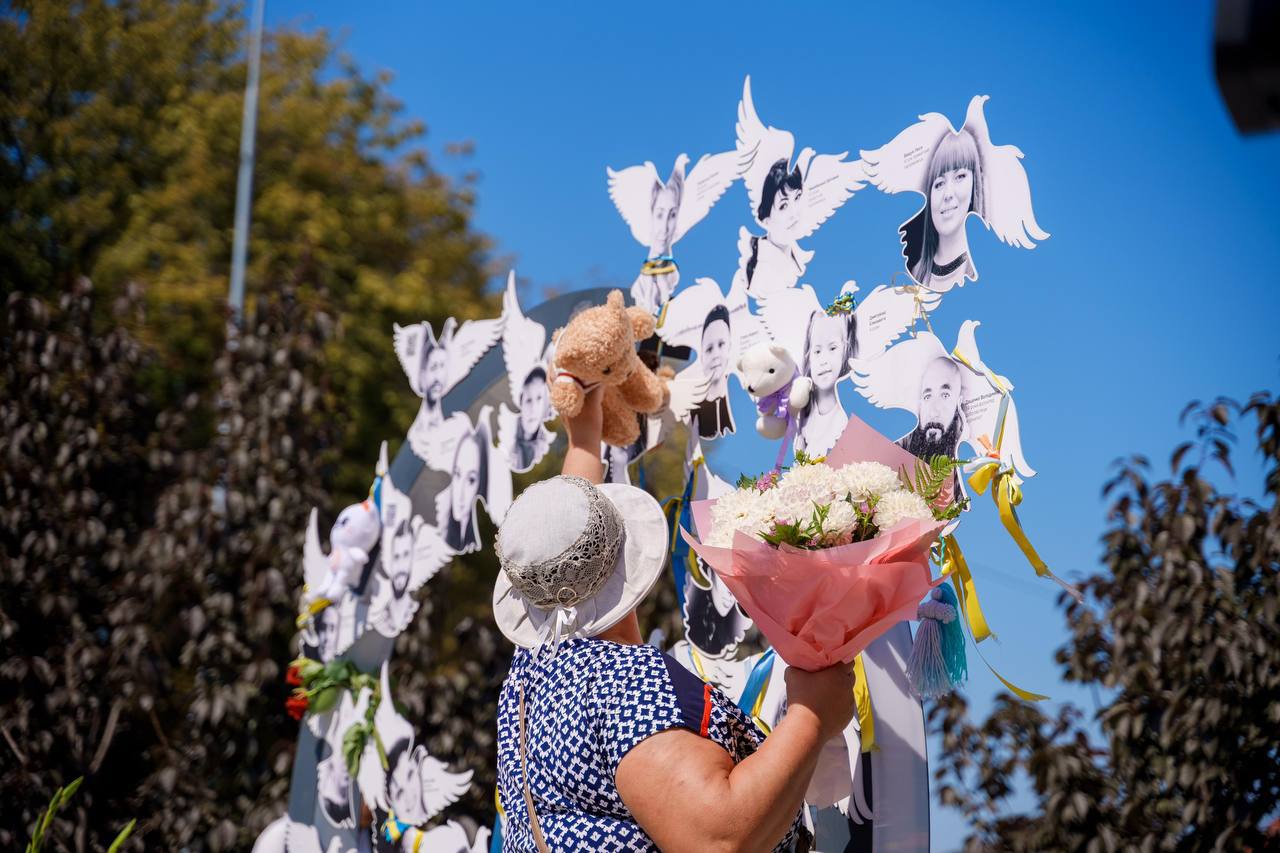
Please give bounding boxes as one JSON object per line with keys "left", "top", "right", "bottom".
{"left": 492, "top": 482, "right": 669, "bottom": 649}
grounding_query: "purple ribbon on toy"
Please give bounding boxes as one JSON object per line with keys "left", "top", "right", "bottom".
{"left": 756, "top": 372, "right": 799, "bottom": 471}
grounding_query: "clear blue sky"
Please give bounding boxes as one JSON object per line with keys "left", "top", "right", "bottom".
{"left": 267, "top": 1, "right": 1280, "bottom": 847}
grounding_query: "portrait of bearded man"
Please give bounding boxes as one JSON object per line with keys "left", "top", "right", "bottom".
{"left": 897, "top": 356, "right": 965, "bottom": 461}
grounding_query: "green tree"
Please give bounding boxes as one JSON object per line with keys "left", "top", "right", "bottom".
{"left": 0, "top": 0, "right": 495, "bottom": 495}
{"left": 930, "top": 394, "right": 1280, "bottom": 851}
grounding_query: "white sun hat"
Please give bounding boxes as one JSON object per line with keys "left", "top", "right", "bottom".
{"left": 492, "top": 475, "right": 668, "bottom": 651}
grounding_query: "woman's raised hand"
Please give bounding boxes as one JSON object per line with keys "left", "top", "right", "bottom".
{"left": 783, "top": 661, "right": 857, "bottom": 740}
{"left": 561, "top": 385, "right": 604, "bottom": 483}
{"left": 563, "top": 385, "right": 604, "bottom": 450}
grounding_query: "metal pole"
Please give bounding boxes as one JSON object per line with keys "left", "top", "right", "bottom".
{"left": 228, "top": 0, "right": 266, "bottom": 330}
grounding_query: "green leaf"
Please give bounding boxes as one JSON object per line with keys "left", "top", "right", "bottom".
{"left": 108, "top": 819, "right": 137, "bottom": 853}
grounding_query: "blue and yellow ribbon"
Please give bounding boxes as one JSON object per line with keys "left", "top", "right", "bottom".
{"left": 941, "top": 534, "right": 1048, "bottom": 702}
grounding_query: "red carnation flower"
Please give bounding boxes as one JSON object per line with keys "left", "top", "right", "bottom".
{"left": 285, "top": 693, "right": 309, "bottom": 721}
{"left": 285, "top": 664, "right": 303, "bottom": 687}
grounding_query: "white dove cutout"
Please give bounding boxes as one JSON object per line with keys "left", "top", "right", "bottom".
{"left": 733, "top": 75, "right": 867, "bottom": 299}
{"left": 849, "top": 320, "right": 1035, "bottom": 481}
{"left": 655, "top": 276, "right": 767, "bottom": 442}
{"left": 369, "top": 472, "right": 452, "bottom": 640}
{"left": 495, "top": 272, "right": 556, "bottom": 474}
{"left": 601, "top": 409, "right": 673, "bottom": 487}
{"left": 357, "top": 663, "right": 475, "bottom": 829}
{"left": 433, "top": 405, "right": 513, "bottom": 556}
{"left": 314, "top": 691, "right": 361, "bottom": 831}
{"left": 859, "top": 95, "right": 1049, "bottom": 293}
{"left": 607, "top": 150, "right": 739, "bottom": 314}
{"left": 755, "top": 280, "right": 933, "bottom": 457}
{"left": 394, "top": 305, "right": 505, "bottom": 469}
{"left": 251, "top": 816, "right": 345, "bottom": 853}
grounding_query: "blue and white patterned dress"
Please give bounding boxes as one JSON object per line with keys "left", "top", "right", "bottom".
{"left": 496, "top": 638, "right": 805, "bottom": 852}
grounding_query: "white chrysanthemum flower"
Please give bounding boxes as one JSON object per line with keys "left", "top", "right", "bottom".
{"left": 707, "top": 488, "right": 781, "bottom": 547}
{"left": 823, "top": 500, "right": 858, "bottom": 539}
{"left": 873, "top": 489, "right": 933, "bottom": 530}
{"left": 779, "top": 463, "right": 847, "bottom": 507}
{"left": 839, "top": 461, "right": 903, "bottom": 502}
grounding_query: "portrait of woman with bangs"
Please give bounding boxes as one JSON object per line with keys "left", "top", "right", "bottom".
{"left": 901, "top": 128, "right": 986, "bottom": 291}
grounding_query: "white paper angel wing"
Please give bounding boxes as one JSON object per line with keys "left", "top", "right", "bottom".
{"left": 674, "top": 150, "right": 739, "bottom": 242}
{"left": 963, "top": 95, "right": 1049, "bottom": 249}
{"left": 416, "top": 751, "right": 474, "bottom": 819}
{"left": 654, "top": 277, "right": 720, "bottom": 352}
{"left": 350, "top": 681, "right": 385, "bottom": 812}
{"left": 859, "top": 111, "right": 955, "bottom": 197}
{"left": 849, "top": 332, "right": 949, "bottom": 412}
{"left": 501, "top": 271, "right": 548, "bottom": 403}
{"left": 302, "top": 507, "right": 329, "bottom": 592}
{"left": 666, "top": 366, "right": 713, "bottom": 422}
{"left": 392, "top": 322, "right": 429, "bottom": 396}
{"left": 606, "top": 161, "right": 664, "bottom": 247}
{"left": 853, "top": 284, "right": 941, "bottom": 359}
{"left": 755, "top": 283, "right": 823, "bottom": 362}
{"left": 793, "top": 149, "right": 867, "bottom": 242}
{"left": 408, "top": 517, "right": 451, "bottom": 591}
{"left": 952, "top": 319, "right": 1036, "bottom": 479}
{"left": 656, "top": 276, "right": 765, "bottom": 363}
{"left": 444, "top": 314, "right": 504, "bottom": 392}
{"left": 735, "top": 76, "right": 795, "bottom": 226}
{"left": 479, "top": 405, "right": 512, "bottom": 524}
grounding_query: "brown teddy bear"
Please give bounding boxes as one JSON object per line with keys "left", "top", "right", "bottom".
{"left": 549, "top": 290, "right": 669, "bottom": 447}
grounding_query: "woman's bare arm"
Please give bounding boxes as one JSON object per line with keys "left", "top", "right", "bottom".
{"left": 616, "top": 663, "right": 856, "bottom": 853}
{"left": 561, "top": 385, "right": 603, "bottom": 484}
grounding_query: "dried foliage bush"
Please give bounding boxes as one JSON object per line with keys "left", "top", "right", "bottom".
{"left": 1, "top": 281, "right": 338, "bottom": 850}
{"left": 931, "top": 394, "right": 1280, "bottom": 851}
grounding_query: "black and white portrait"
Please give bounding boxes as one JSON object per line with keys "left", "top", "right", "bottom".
{"left": 355, "top": 664, "right": 475, "bottom": 849}
{"left": 434, "top": 406, "right": 512, "bottom": 557}
{"left": 300, "top": 604, "right": 340, "bottom": 664}
{"left": 860, "top": 95, "right": 1049, "bottom": 293}
{"left": 733, "top": 76, "right": 866, "bottom": 299}
{"left": 368, "top": 477, "right": 451, "bottom": 640}
{"left": 897, "top": 356, "right": 965, "bottom": 461}
{"left": 681, "top": 558, "right": 752, "bottom": 660}
{"left": 394, "top": 308, "right": 505, "bottom": 469}
{"left": 607, "top": 150, "right": 739, "bottom": 315}
{"left": 756, "top": 281, "right": 943, "bottom": 457}
{"left": 496, "top": 272, "right": 556, "bottom": 473}
{"left": 850, "top": 320, "right": 1037, "bottom": 481}
{"left": 655, "top": 276, "right": 767, "bottom": 444}
{"left": 315, "top": 695, "right": 359, "bottom": 829}
{"left": 796, "top": 307, "right": 857, "bottom": 457}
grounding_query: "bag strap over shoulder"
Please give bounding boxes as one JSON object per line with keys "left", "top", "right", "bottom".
{"left": 518, "top": 683, "right": 551, "bottom": 853}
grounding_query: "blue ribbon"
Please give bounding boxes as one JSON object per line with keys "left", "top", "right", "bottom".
{"left": 736, "top": 648, "right": 776, "bottom": 716}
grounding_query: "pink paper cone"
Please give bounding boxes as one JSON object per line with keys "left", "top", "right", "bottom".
{"left": 681, "top": 415, "right": 948, "bottom": 670}
{"left": 682, "top": 521, "right": 944, "bottom": 672}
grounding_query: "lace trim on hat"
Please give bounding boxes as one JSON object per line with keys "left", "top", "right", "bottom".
{"left": 497, "top": 476, "right": 625, "bottom": 609}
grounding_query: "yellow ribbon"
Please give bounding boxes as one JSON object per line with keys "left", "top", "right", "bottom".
{"left": 951, "top": 347, "right": 1012, "bottom": 395}
{"left": 294, "top": 596, "right": 333, "bottom": 629}
{"left": 940, "top": 535, "right": 993, "bottom": 644}
{"left": 410, "top": 828, "right": 425, "bottom": 853}
{"left": 969, "top": 463, "right": 1083, "bottom": 603}
{"left": 941, "top": 534, "right": 1049, "bottom": 702}
{"left": 852, "top": 654, "right": 875, "bottom": 753}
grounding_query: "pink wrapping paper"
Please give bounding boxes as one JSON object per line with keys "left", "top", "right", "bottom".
{"left": 683, "top": 414, "right": 946, "bottom": 671}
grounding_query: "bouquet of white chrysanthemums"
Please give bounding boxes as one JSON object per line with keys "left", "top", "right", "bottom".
{"left": 704, "top": 454, "right": 961, "bottom": 550}
{"left": 684, "top": 415, "right": 964, "bottom": 673}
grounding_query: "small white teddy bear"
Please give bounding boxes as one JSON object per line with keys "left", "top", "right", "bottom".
{"left": 736, "top": 343, "right": 813, "bottom": 440}
{"left": 308, "top": 499, "right": 383, "bottom": 606}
